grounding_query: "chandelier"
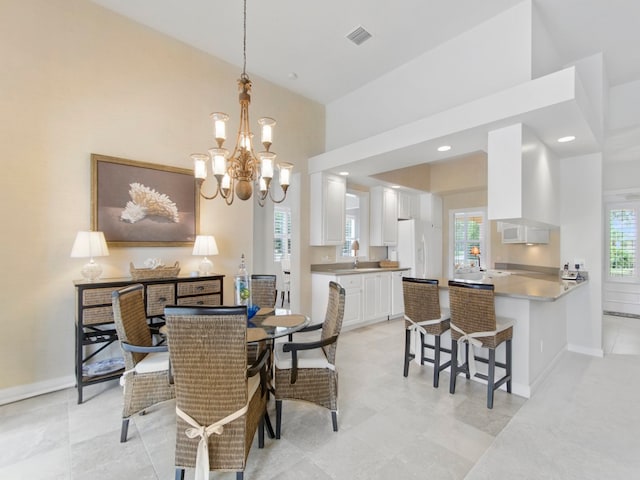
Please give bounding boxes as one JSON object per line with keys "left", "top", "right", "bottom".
{"left": 192, "top": 0, "right": 292, "bottom": 206}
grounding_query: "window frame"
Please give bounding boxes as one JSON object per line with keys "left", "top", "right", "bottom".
{"left": 449, "top": 207, "right": 487, "bottom": 276}
{"left": 273, "top": 205, "right": 292, "bottom": 262}
{"left": 606, "top": 201, "right": 638, "bottom": 282}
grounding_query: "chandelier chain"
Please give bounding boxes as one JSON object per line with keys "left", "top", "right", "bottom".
{"left": 242, "top": 0, "right": 247, "bottom": 77}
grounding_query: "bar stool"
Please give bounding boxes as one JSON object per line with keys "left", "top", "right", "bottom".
{"left": 447, "top": 280, "right": 513, "bottom": 409}
{"left": 402, "top": 277, "right": 451, "bottom": 388}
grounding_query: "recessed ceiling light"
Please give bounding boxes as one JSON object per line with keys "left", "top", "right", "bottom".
{"left": 557, "top": 135, "right": 576, "bottom": 143}
{"left": 437, "top": 145, "right": 452, "bottom": 152}
{"left": 338, "top": 171, "right": 349, "bottom": 176}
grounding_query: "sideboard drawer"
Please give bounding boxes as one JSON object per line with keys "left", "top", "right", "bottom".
{"left": 146, "top": 284, "right": 175, "bottom": 316}
{"left": 177, "top": 279, "right": 221, "bottom": 297}
{"left": 82, "top": 287, "right": 121, "bottom": 307}
{"left": 177, "top": 294, "right": 221, "bottom": 306}
{"left": 82, "top": 306, "right": 114, "bottom": 325}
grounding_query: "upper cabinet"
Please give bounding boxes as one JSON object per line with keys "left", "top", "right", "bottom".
{"left": 370, "top": 186, "right": 398, "bottom": 246}
{"left": 500, "top": 223, "right": 549, "bottom": 244}
{"left": 310, "top": 172, "right": 346, "bottom": 246}
{"left": 397, "top": 191, "right": 416, "bottom": 220}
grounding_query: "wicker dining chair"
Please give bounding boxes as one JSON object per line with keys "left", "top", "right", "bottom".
{"left": 112, "top": 284, "right": 175, "bottom": 443}
{"left": 250, "top": 274, "right": 277, "bottom": 309}
{"left": 447, "top": 280, "right": 513, "bottom": 409}
{"left": 402, "top": 277, "right": 451, "bottom": 387}
{"left": 164, "top": 305, "right": 270, "bottom": 480}
{"left": 274, "top": 281, "right": 345, "bottom": 437}
{"left": 279, "top": 258, "right": 291, "bottom": 307}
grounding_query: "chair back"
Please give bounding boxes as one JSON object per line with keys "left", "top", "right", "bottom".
{"left": 112, "top": 284, "right": 152, "bottom": 369}
{"left": 402, "top": 277, "right": 441, "bottom": 325}
{"left": 164, "top": 305, "right": 250, "bottom": 469}
{"left": 447, "top": 281, "right": 497, "bottom": 338}
{"left": 250, "top": 274, "right": 277, "bottom": 308}
{"left": 321, "top": 281, "right": 346, "bottom": 364}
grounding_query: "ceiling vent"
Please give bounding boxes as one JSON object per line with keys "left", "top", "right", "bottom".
{"left": 346, "top": 26, "right": 372, "bottom": 46}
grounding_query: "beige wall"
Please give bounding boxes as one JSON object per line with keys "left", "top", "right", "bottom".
{"left": 0, "top": 0, "right": 324, "bottom": 397}
{"left": 491, "top": 224, "right": 561, "bottom": 268}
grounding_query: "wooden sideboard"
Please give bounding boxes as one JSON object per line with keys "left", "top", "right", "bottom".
{"left": 74, "top": 274, "right": 224, "bottom": 403}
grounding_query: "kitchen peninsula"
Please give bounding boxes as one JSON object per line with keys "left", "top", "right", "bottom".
{"left": 313, "top": 263, "right": 589, "bottom": 399}
{"left": 438, "top": 268, "right": 589, "bottom": 398}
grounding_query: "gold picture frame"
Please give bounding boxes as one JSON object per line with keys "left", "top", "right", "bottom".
{"left": 91, "top": 153, "right": 199, "bottom": 247}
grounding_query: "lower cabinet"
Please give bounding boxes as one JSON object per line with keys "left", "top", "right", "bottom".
{"left": 390, "top": 270, "right": 404, "bottom": 318}
{"left": 312, "top": 271, "right": 396, "bottom": 331}
{"left": 363, "top": 272, "right": 391, "bottom": 321}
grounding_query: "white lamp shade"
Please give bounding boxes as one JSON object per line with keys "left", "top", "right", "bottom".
{"left": 192, "top": 235, "right": 219, "bottom": 256}
{"left": 70, "top": 231, "right": 109, "bottom": 258}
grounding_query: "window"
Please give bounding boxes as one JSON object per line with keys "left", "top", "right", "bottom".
{"left": 273, "top": 206, "right": 291, "bottom": 261}
{"left": 608, "top": 203, "right": 637, "bottom": 279}
{"left": 341, "top": 193, "right": 360, "bottom": 256}
{"left": 452, "top": 209, "right": 485, "bottom": 270}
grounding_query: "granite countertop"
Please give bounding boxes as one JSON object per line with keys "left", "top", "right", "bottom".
{"left": 311, "top": 266, "right": 410, "bottom": 275}
{"left": 441, "top": 271, "right": 588, "bottom": 302}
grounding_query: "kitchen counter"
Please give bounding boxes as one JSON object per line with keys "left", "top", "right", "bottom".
{"left": 442, "top": 272, "right": 588, "bottom": 302}
{"left": 311, "top": 267, "right": 410, "bottom": 275}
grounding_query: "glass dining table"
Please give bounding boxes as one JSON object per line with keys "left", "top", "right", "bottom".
{"left": 246, "top": 307, "right": 310, "bottom": 343}
{"left": 158, "top": 307, "right": 310, "bottom": 343}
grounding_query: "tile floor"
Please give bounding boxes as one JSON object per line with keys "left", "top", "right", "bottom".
{"left": 1, "top": 315, "right": 638, "bottom": 479}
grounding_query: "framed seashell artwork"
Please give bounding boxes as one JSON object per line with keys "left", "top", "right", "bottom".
{"left": 91, "top": 154, "right": 199, "bottom": 246}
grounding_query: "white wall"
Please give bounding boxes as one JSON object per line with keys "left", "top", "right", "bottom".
{"left": 0, "top": 0, "right": 324, "bottom": 401}
{"left": 560, "top": 153, "right": 603, "bottom": 356}
{"left": 608, "top": 79, "right": 640, "bottom": 131}
{"left": 325, "top": 1, "right": 533, "bottom": 149}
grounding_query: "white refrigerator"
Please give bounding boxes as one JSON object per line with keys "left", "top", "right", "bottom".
{"left": 393, "top": 218, "right": 441, "bottom": 279}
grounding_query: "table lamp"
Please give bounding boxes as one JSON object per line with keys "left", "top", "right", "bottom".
{"left": 70, "top": 231, "right": 110, "bottom": 281}
{"left": 351, "top": 240, "right": 360, "bottom": 268}
{"left": 192, "top": 235, "right": 219, "bottom": 275}
{"left": 470, "top": 246, "right": 481, "bottom": 270}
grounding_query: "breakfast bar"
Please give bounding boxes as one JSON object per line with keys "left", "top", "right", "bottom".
{"left": 438, "top": 271, "right": 589, "bottom": 398}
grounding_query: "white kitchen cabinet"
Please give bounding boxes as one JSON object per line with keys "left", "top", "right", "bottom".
{"left": 397, "top": 191, "right": 415, "bottom": 220}
{"left": 312, "top": 273, "right": 362, "bottom": 330}
{"left": 500, "top": 223, "right": 550, "bottom": 244}
{"left": 370, "top": 186, "right": 398, "bottom": 246}
{"left": 310, "top": 172, "right": 346, "bottom": 246}
{"left": 363, "top": 272, "right": 391, "bottom": 321}
{"left": 312, "top": 271, "right": 398, "bottom": 331}
{"left": 390, "top": 270, "right": 404, "bottom": 318}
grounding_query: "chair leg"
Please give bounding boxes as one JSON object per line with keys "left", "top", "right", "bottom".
{"left": 449, "top": 339, "right": 458, "bottom": 394}
{"left": 464, "top": 343, "right": 471, "bottom": 379}
{"left": 420, "top": 332, "right": 426, "bottom": 365}
{"left": 287, "top": 290, "right": 290, "bottom": 305}
{"left": 120, "top": 418, "right": 129, "bottom": 443}
{"left": 433, "top": 335, "right": 441, "bottom": 388}
{"left": 331, "top": 411, "right": 338, "bottom": 432}
{"left": 264, "top": 411, "right": 275, "bottom": 439}
{"left": 403, "top": 328, "right": 412, "bottom": 377}
{"left": 487, "top": 348, "right": 496, "bottom": 409}
{"left": 175, "top": 468, "right": 185, "bottom": 480}
{"left": 236, "top": 472, "right": 244, "bottom": 480}
{"left": 281, "top": 291, "right": 285, "bottom": 307}
{"left": 275, "top": 399, "right": 282, "bottom": 439}
{"left": 506, "top": 339, "right": 513, "bottom": 393}
{"left": 258, "top": 416, "right": 265, "bottom": 448}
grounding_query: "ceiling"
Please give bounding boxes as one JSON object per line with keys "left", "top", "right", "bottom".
{"left": 91, "top": 0, "right": 640, "bottom": 105}
{"left": 91, "top": 0, "right": 640, "bottom": 185}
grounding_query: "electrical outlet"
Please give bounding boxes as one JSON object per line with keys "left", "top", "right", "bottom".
{"left": 573, "top": 258, "right": 586, "bottom": 270}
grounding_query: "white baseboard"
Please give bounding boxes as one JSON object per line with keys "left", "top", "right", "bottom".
{"left": 568, "top": 343, "right": 604, "bottom": 358}
{"left": 0, "top": 375, "right": 75, "bottom": 406}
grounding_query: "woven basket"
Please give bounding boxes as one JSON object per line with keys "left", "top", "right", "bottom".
{"left": 130, "top": 261, "right": 180, "bottom": 280}
{"left": 379, "top": 260, "right": 399, "bottom": 268}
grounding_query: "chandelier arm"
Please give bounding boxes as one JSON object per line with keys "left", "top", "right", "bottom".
{"left": 197, "top": 180, "right": 221, "bottom": 200}
{"left": 267, "top": 185, "right": 288, "bottom": 204}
